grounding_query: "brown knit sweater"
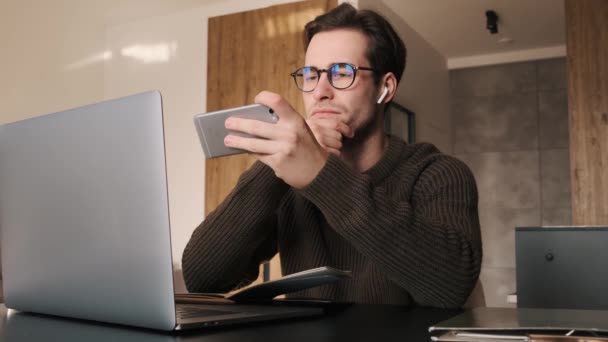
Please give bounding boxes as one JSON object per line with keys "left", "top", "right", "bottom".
{"left": 182, "top": 135, "right": 482, "bottom": 308}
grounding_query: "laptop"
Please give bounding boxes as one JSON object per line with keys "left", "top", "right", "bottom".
{"left": 516, "top": 226, "right": 608, "bottom": 310}
{"left": 0, "top": 91, "right": 323, "bottom": 331}
{"left": 429, "top": 307, "right": 608, "bottom": 341}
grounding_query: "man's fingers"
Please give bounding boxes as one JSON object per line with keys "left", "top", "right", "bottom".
{"left": 317, "top": 134, "right": 343, "bottom": 150}
{"left": 307, "top": 117, "right": 353, "bottom": 138}
{"left": 306, "top": 119, "right": 345, "bottom": 152}
{"left": 224, "top": 134, "right": 280, "bottom": 154}
{"left": 326, "top": 148, "right": 341, "bottom": 156}
{"left": 336, "top": 121, "right": 354, "bottom": 138}
{"left": 307, "top": 121, "right": 342, "bottom": 141}
{"left": 323, "top": 120, "right": 353, "bottom": 138}
{"left": 225, "top": 117, "right": 278, "bottom": 140}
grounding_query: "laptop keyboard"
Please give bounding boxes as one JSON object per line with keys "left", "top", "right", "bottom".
{"left": 176, "top": 306, "right": 240, "bottom": 319}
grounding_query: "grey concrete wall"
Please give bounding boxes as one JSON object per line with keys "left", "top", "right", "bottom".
{"left": 450, "top": 58, "right": 571, "bottom": 307}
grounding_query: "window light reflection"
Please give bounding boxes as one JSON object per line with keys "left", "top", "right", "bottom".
{"left": 65, "top": 51, "right": 113, "bottom": 71}
{"left": 120, "top": 42, "right": 177, "bottom": 64}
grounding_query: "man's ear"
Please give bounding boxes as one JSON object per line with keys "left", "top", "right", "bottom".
{"left": 377, "top": 73, "right": 398, "bottom": 104}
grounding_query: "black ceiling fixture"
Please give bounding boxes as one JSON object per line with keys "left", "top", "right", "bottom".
{"left": 485, "top": 10, "right": 499, "bottom": 34}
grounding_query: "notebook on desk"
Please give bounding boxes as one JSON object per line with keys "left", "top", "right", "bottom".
{"left": 429, "top": 307, "right": 608, "bottom": 341}
{"left": 0, "top": 91, "right": 350, "bottom": 331}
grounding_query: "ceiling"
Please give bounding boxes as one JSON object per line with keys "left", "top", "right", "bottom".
{"left": 383, "top": 0, "right": 566, "bottom": 60}
{"left": 74, "top": 0, "right": 567, "bottom": 67}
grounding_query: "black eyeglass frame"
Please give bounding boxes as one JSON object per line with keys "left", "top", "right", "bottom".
{"left": 290, "top": 63, "right": 378, "bottom": 92}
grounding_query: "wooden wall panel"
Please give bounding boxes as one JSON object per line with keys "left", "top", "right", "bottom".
{"left": 206, "top": 0, "right": 337, "bottom": 281}
{"left": 206, "top": 0, "right": 336, "bottom": 215}
{"left": 566, "top": 0, "right": 608, "bottom": 225}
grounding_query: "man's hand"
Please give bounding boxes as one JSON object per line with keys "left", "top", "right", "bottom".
{"left": 223, "top": 91, "right": 329, "bottom": 189}
{"left": 306, "top": 116, "right": 353, "bottom": 157}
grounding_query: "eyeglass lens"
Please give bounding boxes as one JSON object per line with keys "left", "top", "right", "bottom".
{"left": 295, "top": 63, "right": 356, "bottom": 91}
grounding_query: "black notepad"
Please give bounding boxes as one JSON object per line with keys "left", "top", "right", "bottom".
{"left": 176, "top": 266, "right": 352, "bottom": 304}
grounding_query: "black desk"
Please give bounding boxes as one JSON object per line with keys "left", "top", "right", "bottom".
{"left": 0, "top": 304, "right": 459, "bottom": 341}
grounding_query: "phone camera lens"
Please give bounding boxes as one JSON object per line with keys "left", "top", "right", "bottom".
{"left": 268, "top": 108, "right": 274, "bottom": 114}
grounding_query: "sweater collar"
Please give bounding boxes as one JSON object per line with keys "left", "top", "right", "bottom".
{"left": 363, "top": 135, "right": 408, "bottom": 183}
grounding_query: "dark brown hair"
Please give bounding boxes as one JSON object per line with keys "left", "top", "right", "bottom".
{"left": 303, "top": 3, "right": 407, "bottom": 84}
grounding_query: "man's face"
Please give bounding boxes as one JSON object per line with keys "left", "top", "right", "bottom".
{"left": 303, "top": 29, "right": 381, "bottom": 138}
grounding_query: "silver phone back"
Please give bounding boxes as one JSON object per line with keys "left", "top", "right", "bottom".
{"left": 194, "top": 104, "right": 278, "bottom": 158}
{"left": 0, "top": 91, "right": 177, "bottom": 331}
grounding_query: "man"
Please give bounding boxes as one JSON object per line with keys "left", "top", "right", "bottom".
{"left": 182, "top": 3, "right": 482, "bottom": 308}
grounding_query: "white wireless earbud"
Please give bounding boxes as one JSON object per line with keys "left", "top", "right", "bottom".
{"left": 377, "top": 86, "right": 388, "bottom": 104}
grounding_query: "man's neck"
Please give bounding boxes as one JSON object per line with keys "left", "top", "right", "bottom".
{"left": 340, "top": 128, "right": 388, "bottom": 173}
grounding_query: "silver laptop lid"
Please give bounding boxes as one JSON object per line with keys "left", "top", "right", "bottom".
{"left": 0, "top": 91, "right": 177, "bottom": 330}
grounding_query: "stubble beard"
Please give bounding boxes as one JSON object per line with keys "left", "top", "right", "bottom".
{"left": 345, "top": 107, "right": 383, "bottom": 142}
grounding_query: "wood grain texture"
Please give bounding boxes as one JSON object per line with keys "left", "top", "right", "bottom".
{"left": 566, "top": 0, "right": 608, "bottom": 225}
{"left": 206, "top": 0, "right": 337, "bottom": 280}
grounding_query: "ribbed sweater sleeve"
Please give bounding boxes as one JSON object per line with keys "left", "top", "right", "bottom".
{"left": 298, "top": 147, "right": 482, "bottom": 308}
{"left": 181, "top": 161, "right": 289, "bottom": 293}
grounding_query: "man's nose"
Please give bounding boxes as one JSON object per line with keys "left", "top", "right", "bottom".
{"left": 312, "top": 72, "right": 334, "bottom": 101}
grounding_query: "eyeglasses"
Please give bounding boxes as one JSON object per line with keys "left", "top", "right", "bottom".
{"left": 290, "top": 63, "right": 378, "bottom": 92}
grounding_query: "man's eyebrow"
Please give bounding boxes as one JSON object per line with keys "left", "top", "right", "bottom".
{"left": 304, "top": 62, "right": 350, "bottom": 69}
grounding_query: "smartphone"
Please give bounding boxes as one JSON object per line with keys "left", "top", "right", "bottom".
{"left": 194, "top": 104, "right": 278, "bottom": 158}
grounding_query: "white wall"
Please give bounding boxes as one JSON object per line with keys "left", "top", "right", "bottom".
{"left": 104, "top": 11, "right": 207, "bottom": 269}
{"left": 0, "top": 1, "right": 107, "bottom": 123}
{"left": 359, "top": 0, "right": 452, "bottom": 154}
